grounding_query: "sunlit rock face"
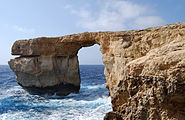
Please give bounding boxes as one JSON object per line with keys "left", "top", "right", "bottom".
{"left": 9, "top": 22, "right": 185, "bottom": 120}
{"left": 9, "top": 55, "right": 81, "bottom": 96}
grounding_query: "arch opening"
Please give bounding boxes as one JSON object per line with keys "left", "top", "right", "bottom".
{"left": 77, "top": 44, "right": 108, "bottom": 99}
{"left": 78, "top": 44, "right": 103, "bottom": 65}
{"left": 72, "top": 44, "right": 112, "bottom": 116}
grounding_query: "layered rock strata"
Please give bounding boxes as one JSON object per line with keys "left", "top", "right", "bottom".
{"left": 9, "top": 55, "right": 80, "bottom": 96}
{"left": 9, "top": 22, "right": 185, "bottom": 119}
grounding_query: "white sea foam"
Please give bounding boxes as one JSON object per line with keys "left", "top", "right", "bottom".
{"left": 0, "top": 83, "right": 111, "bottom": 120}
{"left": 41, "top": 96, "right": 112, "bottom": 120}
{"left": 0, "top": 86, "right": 24, "bottom": 99}
{"left": 82, "top": 83, "right": 106, "bottom": 90}
{"left": 0, "top": 65, "right": 111, "bottom": 120}
{"left": 0, "top": 85, "right": 112, "bottom": 120}
{"left": 0, "top": 96, "right": 112, "bottom": 120}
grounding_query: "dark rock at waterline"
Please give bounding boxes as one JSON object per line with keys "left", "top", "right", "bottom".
{"left": 104, "top": 112, "right": 123, "bottom": 120}
{"left": 18, "top": 82, "right": 80, "bottom": 96}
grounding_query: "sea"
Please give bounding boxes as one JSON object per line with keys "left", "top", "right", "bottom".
{"left": 0, "top": 65, "right": 112, "bottom": 120}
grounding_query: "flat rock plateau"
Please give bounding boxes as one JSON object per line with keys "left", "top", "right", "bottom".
{"left": 9, "top": 22, "right": 185, "bottom": 120}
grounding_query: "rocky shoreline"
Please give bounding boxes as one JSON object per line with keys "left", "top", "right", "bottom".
{"left": 9, "top": 22, "right": 185, "bottom": 120}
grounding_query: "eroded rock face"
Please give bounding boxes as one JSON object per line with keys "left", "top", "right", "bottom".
{"left": 9, "top": 22, "right": 185, "bottom": 119}
{"left": 9, "top": 55, "right": 81, "bottom": 96}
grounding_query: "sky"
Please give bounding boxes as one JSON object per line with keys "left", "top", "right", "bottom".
{"left": 0, "top": 0, "right": 185, "bottom": 65}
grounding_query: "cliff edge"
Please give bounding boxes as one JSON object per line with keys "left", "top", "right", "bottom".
{"left": 9, "top": 22, "right": 185, "bottom": 120}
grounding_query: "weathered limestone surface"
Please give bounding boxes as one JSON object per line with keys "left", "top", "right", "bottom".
{"left": 9, "top": 22, "right": 185, "bottom": 120}
{"left": 9, "top": 55, "right": 80, "bottom": 96}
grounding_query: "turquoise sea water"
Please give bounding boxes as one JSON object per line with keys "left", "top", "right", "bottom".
{"left": 0, "top": 65, "right": 112, "bottom": 120}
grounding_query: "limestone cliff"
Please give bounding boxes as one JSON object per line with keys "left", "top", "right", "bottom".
{"left": 9, "top": 22, "right": 185, "bottom": 120}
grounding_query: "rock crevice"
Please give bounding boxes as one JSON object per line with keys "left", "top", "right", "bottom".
{"left": 9, "top": 22, "right": 185, "bottom": 120}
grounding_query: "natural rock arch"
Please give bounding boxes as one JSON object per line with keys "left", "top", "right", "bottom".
{"left": 9, "top": 22, "right": 185, "bottom": 120}
{"left": 8, "top": 32, "right": 105, "bottom": 96}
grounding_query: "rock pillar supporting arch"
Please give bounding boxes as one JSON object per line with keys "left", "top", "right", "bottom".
{"left": 9, "top": 55, "right": 81, "bottom": 96}
{"left": 9, "top": 22, "right": 185, "bottom": 119}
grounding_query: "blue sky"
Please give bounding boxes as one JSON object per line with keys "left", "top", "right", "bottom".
{"left": 0, "top": 0, "right": 185, "bottom": 65}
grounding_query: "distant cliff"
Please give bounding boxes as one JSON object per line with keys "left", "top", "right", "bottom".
{"left": 9, "top": 22, "right": 185, "bottom": 120}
